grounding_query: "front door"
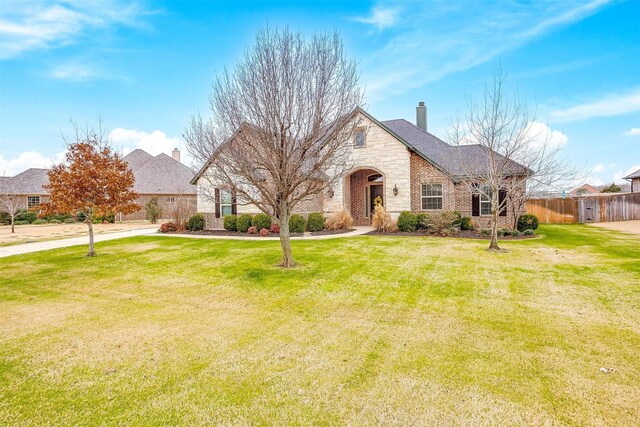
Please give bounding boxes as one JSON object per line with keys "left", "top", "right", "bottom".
{"left": 368, "top": 184, "right": 383, "bottom": 217}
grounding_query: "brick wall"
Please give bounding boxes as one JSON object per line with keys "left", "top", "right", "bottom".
{"left": 348, "top": 168, "right": 380, "bottom": 225}
{"left": 120, "top": 194, "right": 197, "bottom": 221}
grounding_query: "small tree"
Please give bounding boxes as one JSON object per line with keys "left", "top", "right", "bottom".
{"left": 145, "top": 197, "right": 163, "bottom": 223}
{"left": 448, "top": 69, "right": 574, "bottom": 251}
{"left": 41, "top": 125, "right": 139, "bottom": 256}
{"left": 185, "top": 27, "right": 363, "bottom": 267}
{"left": 601, "top": 183, "right": 621, "bottom": 193}
{"left": 0, "top": 193, "right": 26, "bottom": 234}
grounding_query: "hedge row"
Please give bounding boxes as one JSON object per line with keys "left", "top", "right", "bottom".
{"left": 222, "top": 212, "right": 327, "bottom": 234}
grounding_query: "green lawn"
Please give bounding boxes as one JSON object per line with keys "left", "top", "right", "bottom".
{"left": 1, "top": 225, "right": 639, "bottom": 425}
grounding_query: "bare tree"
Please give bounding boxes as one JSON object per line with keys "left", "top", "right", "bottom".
{"left": 448, "top": 69, "right": 575, "bottom": 251}
{"left": 0, "top": 192, "right": 26, "bottom": 234}
{"left": 184, "top": 28, "right": 363, "bottom": 267}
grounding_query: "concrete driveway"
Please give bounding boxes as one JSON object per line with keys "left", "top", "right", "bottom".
{"left": 589, "top": 220, "right": 640, "bottom": 237}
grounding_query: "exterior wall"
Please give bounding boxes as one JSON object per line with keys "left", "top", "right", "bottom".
{"left": 327, "top": 112, "right": 412, "bottom": 219}
{"left": 119, "top": 194, "right": 197, "bottom": 221}
{"left": 632, "top": 178, "right": 640, "bottom": 193}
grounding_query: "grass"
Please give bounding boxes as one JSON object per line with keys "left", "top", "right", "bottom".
{"left": 1, "top": 225, "right": 639, "bottom": 425}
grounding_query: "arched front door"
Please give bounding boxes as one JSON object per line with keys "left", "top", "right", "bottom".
{"left": 347, "top": 168, "right": 384, "bottom": 225}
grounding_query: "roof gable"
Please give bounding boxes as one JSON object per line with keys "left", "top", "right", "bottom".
{"left": 133, "top": 153, "right": 196, "bottom": 194}
{"left": 623, "top": 168, "right": 640, "bottom": 180}
{"left": 3, "top": 168, "right": 50, "bottom": 194}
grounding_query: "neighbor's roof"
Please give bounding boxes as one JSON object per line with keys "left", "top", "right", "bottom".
{"left": 124, "top": 151, "right": 196, "bottom": 194}
{"left": 1, "top": 168, "right": 50, "bottom": 195}
{"left": 623, "top": 168, "right": 640, "bottom": 180}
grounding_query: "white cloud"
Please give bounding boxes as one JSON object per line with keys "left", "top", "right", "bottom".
{"left": 0, "top": 150, "right": 65, "bottom": 176}
{"left": 626, "top": 128, "right": 640, "bottom": 136}
{"left": 108, "top": 128, "right": 191, "bottom": 164}
{"left": 354, "top": 6, "right": 400, "bottom": 30}
{"left": 550, "top": 88, "right": 640, "bottom": 123}
{"left": 613, "top": 164, "right": 640, "bottom": 184}
{"left": 524, "top": 121, "right": 569, "bottom": 150}
{"left": 48, "top": 62, "right": 128, "bottom": 82}
{"left": 360, "top": 0, "right": 614, "bottom": 101}
{"left": 0, "top": 0, "right": 148, "bottom": 59}
{"left": 592, "top": 163, "right": 606, "bottom": 173}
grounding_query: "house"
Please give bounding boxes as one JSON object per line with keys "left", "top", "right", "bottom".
{"left": 0, "top": 149, "right": 196, "bottom": 221}
{"left": 191, "top": 103, "right": 529, "bottom": 229}
{"left": 623, "top": 168, "right": 640, "bottom": 193}
{"left": 570, "top": 183, "right": 601, "bottom": 196}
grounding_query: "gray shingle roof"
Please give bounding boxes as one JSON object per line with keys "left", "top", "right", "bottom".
{"left": 128, "top": 153, "right": 196, "bottom": 194}
{"left": 1, "top": 168, "right": 50, "bottom": 195}
{"left": 623, "top": 168, "right": 640, "bottom": 180}
{"left": 380, "top": 118, "right": 528, "bottom": 177}
{"left": 123, "top": 149, "right": 154, "bottom": 171}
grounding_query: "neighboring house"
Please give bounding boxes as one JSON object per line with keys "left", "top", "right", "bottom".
{"left": 191, "top": 104, "right": 529, "bottom": 229}
{"left": 0, "top": 149, "right": 196, "bottom": 221}
{"left": 623, "top": 168, "right": 640, "bottom": 193}
{"left": 0, "top": 168, "right": 51, "bottom": 209}
{"left": 570, "top": 183, "right": 601, "bottom": 197}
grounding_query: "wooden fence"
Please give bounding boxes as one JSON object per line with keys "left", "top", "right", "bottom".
{"left": 526, "top": 192, "right": 640, "bottom": 223}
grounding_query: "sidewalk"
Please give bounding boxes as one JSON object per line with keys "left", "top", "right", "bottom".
{"left": 0, "top": 227, "right": 158, "bottom": 258}
{"left": 156, "top": 226, "right": 374, "bottom": 241}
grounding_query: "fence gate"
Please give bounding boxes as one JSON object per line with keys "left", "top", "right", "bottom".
{"left": 579, "top": 198, "right": 598, "bottom": 223}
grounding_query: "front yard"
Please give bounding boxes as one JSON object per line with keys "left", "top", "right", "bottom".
{"left": 1, "top": 225, "right": 638, "bottom": 425}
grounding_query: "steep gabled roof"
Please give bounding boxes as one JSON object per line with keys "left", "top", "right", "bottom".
{"left": 123, "top": 149, "right": 154, "bottom": 171}
{"left": 2, "top": 168, "right": 50, "bottom": 194}
{"left": 623, "top": 168, "right": 640, "bottom": 180}
{"left": 132, "top": 153, "right": 196, "bottom": 194}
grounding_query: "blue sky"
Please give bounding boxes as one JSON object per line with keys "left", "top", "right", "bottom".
{"left": 1, "top": 0, "right": 639, "bottom": 187}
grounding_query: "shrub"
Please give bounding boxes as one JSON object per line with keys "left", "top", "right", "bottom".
{"left": 16, "top": 210, "right": 37, "bottom": 224}
{"left": 441, "top": 226, "right": 461, "bottom": 237}
{"left": 259, "top": 227, "right": 269, "bottom": 237}
{"left": 480, "top": 228, "right": 490, "bottom": 236}
{"left": 523, "top": 229, "right": 534, "bottom": 236}
{"left": 511, "top": 230, "right": 520, "bottom": 237}
{"left": 33, "top": 219, "right": 48, "bottom": 224}
{"left": 223, "top": 215, "right": 237, "bottom": 231}
{"left": 517, "top": 214, "right": 539, "bottom": 232}
{"left": 326, "top": 211, "right": 353, "bottom": 230}
{"left": 237, "top": 214, "right": 253, "bottom": 233}
{"left": 371, "top": 205, "right": 396, "bottom": 232}
{"left": 415, "top": 213, "right": 428, "bottom": 230}
{"left": 423, "top": 211, "right": 459, "bottom": 234}
{"left": 247, "top": 225, "right": 257, "bottom": 234}
{"left": 499, "top": 228, "right": 511, "bottom": 237}
{"left": 14, "top": 220, "right": 29, "bottom": 225}
{"left": 270, "top": 222, "right": 280, "bottom": 234}
{"left": 187, "top": 213, "right": 205, "bottom": 231}
{"left": 145, "top": 197, "right": 163, "bottom": 224}
{"left": 49, "top": 219, "right": 62, "bottom": 224}
{"left": 306, "top": 213, "right": 325, "bottom": 232}
{"left": 289, "top": 214, "right": 306, "bottom": 233}
{"left": 397, "top": 211, "right": 417, "bottom": 232}
{"left": 460, "top": 216, "right": 474, "bottom": 231}
{"left": 452, "top": 211, "right": 463, "bottom": 228}
{"left": 159, "top": 222, "right": 178, "bottom": 233}
{"left": 252, "top": 213, "right": 272, "bottom": 231}
{"left": 64, "top": 218, "right": 76, "bottom": 224}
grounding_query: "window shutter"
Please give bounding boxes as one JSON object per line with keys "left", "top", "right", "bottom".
{"left": 231, "top": 191, "right": 237, "bottom": 215}
{"left": 472, "top": 193, "right": 479, "bottom": 217}
{"left": 214, "top": 188, "right": 220, "bottom": 219}
{"left": 499, "top": 189, "right": 507, "bottom": 217}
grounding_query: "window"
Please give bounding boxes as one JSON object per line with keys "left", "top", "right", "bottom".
{"left": 27, "top": 196, "right": 40, "bottom": 210}
{"left": 220, "top": 189, "right": 233, "bottom": 216}
{"left": 421, "top": 183, "right": 442, "bottom": 210}
{"left": 480, "top": 185, "right": 492, "bottom": 215}
{"left": 166, "top": 197, "right": 175, "bottom": 204}
{"left": 354, "top": 130, "right": 365, "bottom": 147}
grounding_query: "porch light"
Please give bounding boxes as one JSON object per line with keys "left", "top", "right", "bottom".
{"left": 393, "top": 184, "right": 399, "bottom": 196}
{"left": 327, "top": 187, "right": 335, "bottom": 198}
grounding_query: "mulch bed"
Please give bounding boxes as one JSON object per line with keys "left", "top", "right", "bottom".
{"left": 168, "top": 229, "right": 355, "bottom": 238}
{"left": 364, "top": 230, "right": 537, "bottom": 240}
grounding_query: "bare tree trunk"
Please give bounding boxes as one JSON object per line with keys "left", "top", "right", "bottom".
{"left": 278, "top": 211, "right": 294, "bottom": 267}
{"left": 11, "top": 215, "right": 15, "bottom": 234}
{"left": 87, "top": 218, "right": 96, "bottom": 257}
{"left": 489, "top": 210, "right": 500, "bottom": 251}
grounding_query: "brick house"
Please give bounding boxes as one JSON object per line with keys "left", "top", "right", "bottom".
{"left": 191, "top": 104, "right": 528, "bottom": 229}
{"left": 1, "top": 149, "right": 196, "bottom": 221}
{"left": 623, "top": 169, "right": 640, "bottom": 193}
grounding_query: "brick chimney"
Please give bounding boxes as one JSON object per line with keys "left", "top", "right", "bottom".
{"left": 171, "top": 148, "right": 180, "bottom": 163}
{"left": 416, "top": 101, "right": 427, "bottom": 132}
